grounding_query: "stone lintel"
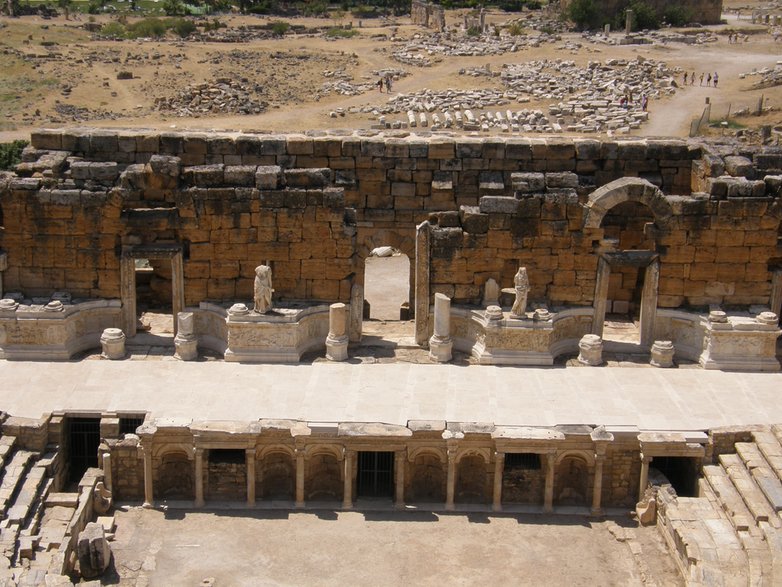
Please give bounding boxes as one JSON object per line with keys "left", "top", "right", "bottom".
{"left": 408, "top": 420, "right": 446, "bottom": 435}
{"left": 491, "top": 426, "right": 566, "bottom": 441}
{"left": 447, "top": 422, "right": 494, "bottom": 437}
{"left": 259, "top": 419, "right": 311, "bottom": 437}
{"left": 190, "top": 420, "right": 262, "bottom": 437}
{"left": 338, "top": 422, "right": 412, "bottom": 438}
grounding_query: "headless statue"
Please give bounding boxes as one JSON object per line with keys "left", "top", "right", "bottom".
{"left": 253, "top": 265, "right": 273, "bottom": 314}
{"left": 510, "top": 267, "right": 530, "bottom": 318}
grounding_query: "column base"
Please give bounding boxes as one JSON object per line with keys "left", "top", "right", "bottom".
{"left": 445, "top": 502, "right": 455, "bottom": 511}
{"left": 492, "top": 503, "right": 502, "bottom": 513}
{"left": 342, "top": 501, "right": 353, "bottom": 510}
{"left": 429, "top": 336, "right": 453, "bottom": 363}
{"left": 326, "top": 335, "right": 349, "bottom": 361}
{"left": 174, "top": 334, "right": 198, "bottom": 361}
{"left": 142, "top": 501, "right": 154, "bottom": 509}
{"left": 590, "top": 507, "right": 603, "bottom": 517}
{"left": 295, "top": 500, "right": 305, "bottom": 509}
{"left": 194, "top": 498, "right": 205, "bottom": 508}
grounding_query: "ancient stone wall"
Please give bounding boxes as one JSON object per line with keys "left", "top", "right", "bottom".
{"left": 560, "top": 0, "right": 723, "bottom": 25}
{"left": 1, "top": 130, "right": 780, "bottom": 313}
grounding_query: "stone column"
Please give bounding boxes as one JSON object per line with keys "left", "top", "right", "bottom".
{"left": 544, "top": 453, "right": 556, "bottom": 513}
{"left": 395, "top": 451, "right": 406, "bottom": 508}
{"left": 0, "top": 252, "right": 7, "bottom": 298}
{"left": 591, "top": 257, "right": 611, "bottom": 337}
{"left": 295, "top": 448, "right": 305, "bottom": 508}
{"left": 591, "top": 455, "right": 605, "bottom": 516}
{"left": 142, "top": 447, "right": 154, "bottom": 508}
{"left": 578, "top": 334, "right": 603, "bottom": 366}
{"left": 492, "top": 452, "right": 505, "bottom": 512}
{"left": 194, "top": 448, "right": 205, "bottom": 508}
{"left": 100, "top": 328, "right": 126, "bottom": 360}
{"left": 326, "top": 303, "right": 349, "bottom": 361}
{"left": 429, "top": 293, "right": 453, "bottom": 363}
{"left": 639, "top": 260, "right": 659, "bottom": 348}
{"left": 771, "top": 270, "right": 782, "bottom": 324}
{"left": 171, "top": 251, "right": 185, "bottom": 336}
{"left": 174, "top": 312, "right": 198, "bottom": 361}
{"left": 415, "top": 221, "right": 431, "bottom": 346}
{"left": 638, "top": 453, "right": 652, "bottom": 500}
{"left": 445, "top": 449, "right": 456, "bottom": 511}
{"left": 625, "top": 8, "right": 633, "bottom": 34}
{"left": 343, "top": 450, "right": 354, "bottom": 509}
{"left": 349, "top": 284, "right": 363, "bottom": 342}
{"left": 246, "top": 449, "right": 255, "bottom": 507}
{"left": 120, "top": 253, "right": 137, "bottom": 337}
{"left": 102, "top": 453, "right": 113, "bottom": 493}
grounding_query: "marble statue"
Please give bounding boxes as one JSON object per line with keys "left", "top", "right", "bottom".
{"left": 253, "top": 265, "right": 273, "bottom": 314}
{"left": 510, "top": 267, "right": 530, "bottom": 319}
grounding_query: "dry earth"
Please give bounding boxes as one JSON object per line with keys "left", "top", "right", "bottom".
{"left": 0, "top": 2, "right": 780, "bottom": 142}
{"left": 108, "top": 506, "right": 683, "bottom": 587}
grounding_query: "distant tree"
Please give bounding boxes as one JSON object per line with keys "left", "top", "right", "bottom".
{"left": 163, "top": 0, "right": 186, "bottom": 15}
{"left": 57, "top": 0, "right": 72, "bottom": 20}
{"left": 567, "top": 0, "right": 599, "bottom": 30}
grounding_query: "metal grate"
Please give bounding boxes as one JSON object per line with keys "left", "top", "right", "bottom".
{"left": 505, "top": 453, "right": 541, "bottom": 470}
{"left": 357, "top": 451, "right": 395, "bottom": 498}
{"left": 69, "top": 418, "right": 101, "bottom": 483}
{"left": 119, "top": 416, "right": 145, "bottom": 435}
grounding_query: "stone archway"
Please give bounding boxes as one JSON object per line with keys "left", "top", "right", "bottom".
{"left": 554, "top": 455, "right": 590, "bottom": 507}
{"left": 583, "top": 177, "right": 673, "bottom": 230}
{"left": 409, "top": 452, "right": 446, "bottom": 502}
{"left": 585, "top": 178, "right": 670, "bottom": 347}
{"left": 156, "top": 451, "right": 194, "bottom": 500}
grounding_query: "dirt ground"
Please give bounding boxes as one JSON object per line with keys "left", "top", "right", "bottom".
{"left": 1, "top": 2, "right": 780, "bottom": 142}
{"left": 107, "top": 506, "right": 682, "bottom": 587}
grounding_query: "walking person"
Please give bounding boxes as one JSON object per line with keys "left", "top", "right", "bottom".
{"left": 691, "top": 71, "right": 695, "bottom": 85}
{"left": 700, "top": 73, "right": 704, "bottom": 86}
{"left": 683, "top": 72, "right": 688, "bottom": 85}
{"left": 713, "top": 72, "right": 719, "bottom": 88}
{"left": 377, "top": 78, "right": 384, "bottom": 93}
{"left": 707, "top": 73, "right": 712, "bottom": 86}
{"left": 641, "top": 93, "right": 648, "bottom": 111}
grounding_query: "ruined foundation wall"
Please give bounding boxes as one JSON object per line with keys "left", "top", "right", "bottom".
{"left": 560, "top": 0, "right": 723, "bottom": 25}
{"left": 1, "top": 130, "right": 780, "bottom": 312}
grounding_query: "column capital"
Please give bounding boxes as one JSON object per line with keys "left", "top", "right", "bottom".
{"left": 640, "top": 452, "right": 653, "bottom": 464}
{"left": 546, "top": 452, "right": 557, "bottom": 466}
{"left": 245, "top": 447, "right": 256, "bottom": 457}
{"left": 594, "top": 453, "right": 606, "bottom": 463}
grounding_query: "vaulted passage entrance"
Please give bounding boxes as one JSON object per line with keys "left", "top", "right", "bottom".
{"left": 68, "top": 417, "right": 100, "bottom": 484}
{"left": 357, "top": 451, "right": 395, "bottom": 498}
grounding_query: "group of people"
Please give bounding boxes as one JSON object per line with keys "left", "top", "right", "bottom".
{"left": 682, "top": 71, "right": 719, "bottom": 87}
{"left": 727, "top": 32, "right": 747, "bottom": 44}
{"left": 376, "top": 74, "right": 393, "bottom": 93}
{"left": 618, "top": 92, "right": 649, "bottom": 111}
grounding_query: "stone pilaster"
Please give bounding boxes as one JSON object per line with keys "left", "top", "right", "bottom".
{"left": 638, "top": 453, "right": 652, "bottom": 501}
{"left": 194, "top": 448, "right": 205, "bottom": 508}
{"left": 415, "top": 221, "right": 431, "bottom": 346}
{"left": 591, "top": 455, "right": 605, "bottom": 516}
{"left": 445, "top": 447, "right": 456, "bottom": 511}
{"left": 343, "top": 449, "right": 355, "bottom": 509}
{"left": 295, "top": 447, "right": 305, "bottom": 508}
{"left": 395, "top": 450, "right": 406, "bottom": 508}
{"left": 492, "top": 452, "right": 505, "bottom": 512}
{"left": 544, "top": 453, "right": 556, "bottom": 513}
{"left": 246, "top": 448, "right": 255, "bottom": 507}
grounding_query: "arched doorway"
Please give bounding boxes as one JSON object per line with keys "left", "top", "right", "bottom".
{"left": 554, "top": 456, "right": 590, "bottom": 507}
{"left": 156, "top": 451, "right": 194, "bottom": 500}
{"left": 585, "top": 178, "right": 671, "bottom": 348}
{"left": 455, "top": 454, "right": 489, "bottom": 504}
{"left": 409, "top": 453, "right": 446, "bottom": 503}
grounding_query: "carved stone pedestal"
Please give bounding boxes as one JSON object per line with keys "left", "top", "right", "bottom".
{"left": 326, "top": 303, "right": 349, "bottom": 362}
{"left": 100, "top": 328, "right": 126, "bottom": 360}
{"left": 174, "top": 312, "right": 198, "bottom": 361}
{"left": 650, "top": 340, "right": 674, "bottom": 368}
{"left": 578, "top": 334, "right": 603, "bottom": 366}
{"left": 429, "top": 293, "right": 452, "bottom": 363}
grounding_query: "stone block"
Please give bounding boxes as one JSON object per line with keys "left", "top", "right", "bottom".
{"left": 545, "top": 172, "right": 579, "bottom": 189}
{"left": 224, "top": 165, "right": 256, "bottom": 186}
{"left": 511, "top": 172, "right": 545, "bottom": 193}
{"left": 428, "top": 140, "right": 455, "bottom": 159}
{"left": 256, "top": 166, "right": 282, "bottom": 190}
{"left": 77, "top": 522, "right": 111, "bottom": 579}
{"left": 284, "top": 168, "right": 331, "bottom": 188}
{"left": 724, "top": 156, "right": 755, "bottom": 179}
{"left": 479, "top": 196, "right": 519, "bottom": 215}
{"left": 459, "top": 206, "right": 489, "bottom": 234}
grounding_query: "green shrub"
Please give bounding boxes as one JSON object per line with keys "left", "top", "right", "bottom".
{"left": 567, "top": 0, "right": 599, "bottom": 30}
{"left": 100, "top": 21, "right": 126, "bottom": 37}
{"left": 325, "top": 27, "right": 358, "bottom": 38}
{"left": 269, "top": 20, "right": 289, "bottom": 35}
{"left": 663, "top": 6, "right": 691, "bottom": 26}
{"left": 0, "top": 141, "right": 29, "bottom": 171}
{"left": 302, "top": 0, "right": 327, "bottom": 16}
{"left": 162, "top": 0, "right": 186, "bottom": 16}
{"left": 125, "top": 17, "right": 169, "bottom": 38}
{"left": 466, "top": 25, "right": 481, "bottom": 37}
{"left": 507, "top": 22, "right": 525, "bottom": 36}
{"left": 170, "top": 17, "right": 196, "bottom": 36}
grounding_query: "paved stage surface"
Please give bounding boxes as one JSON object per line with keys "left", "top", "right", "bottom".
{"left": 1, "top": 358, "right": 780, "bottom": 431}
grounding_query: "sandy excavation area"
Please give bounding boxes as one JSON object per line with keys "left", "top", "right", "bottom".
{"left": 0, "top": 0, "right": 780, "bottom": 142}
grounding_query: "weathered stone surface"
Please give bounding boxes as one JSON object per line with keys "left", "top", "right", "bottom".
{"left": 77, "top": 522, "right": 112, "bottom": 579}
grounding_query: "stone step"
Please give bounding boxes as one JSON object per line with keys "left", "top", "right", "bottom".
{"left": 0, "top": 437, "right": 16, "bottom": 471}
{"left": 753, "top": 430, "right": 782, "bottom": 482}
{"left": 0, "top": 451, "right": 35, "bottom": 518}
{"left": 5, "top": 466, "right": 46, "bottom": 525}
{"left": 703, "top": 464, "right": 755, "bottom": 532}
{"left": 720, "top": 453, "right": 781, "bottom": 528}
{"left": 736, "top": 442, "right": 782, "bottom": 513}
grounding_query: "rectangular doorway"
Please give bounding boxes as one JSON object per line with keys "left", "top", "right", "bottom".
{"left": 68, "top": 417, "right": 101, "bottom": 483}
{"left": 357, "top": 451, "right": 395, "bottom": 498}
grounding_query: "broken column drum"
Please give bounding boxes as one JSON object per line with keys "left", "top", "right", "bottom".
{"left": 578, "top": 334, "right": 603, "bottom": 366}
{"left": 650, "top": 340, "right": 674, "bottom": 368}
{"left": 100, "top": 328, "right": 126, "bottom": 360}
{"left": 174, "top": 311, "right": 198, "bottom": 361}
{"left": 429, "top": 293, "right": 453, "bottom": 363}
{"left": 326, "top": 302, "right": 349, "bottom": 362}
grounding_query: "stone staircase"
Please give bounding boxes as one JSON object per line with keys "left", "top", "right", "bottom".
{"left": 0, "top": 436, "right": 64, "bottom": 585}
{"left": 654, "top": 426, "right": 782, "bottom": 586}
{"left": 697, "top": 426, "right": 782, "bottom": 585}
